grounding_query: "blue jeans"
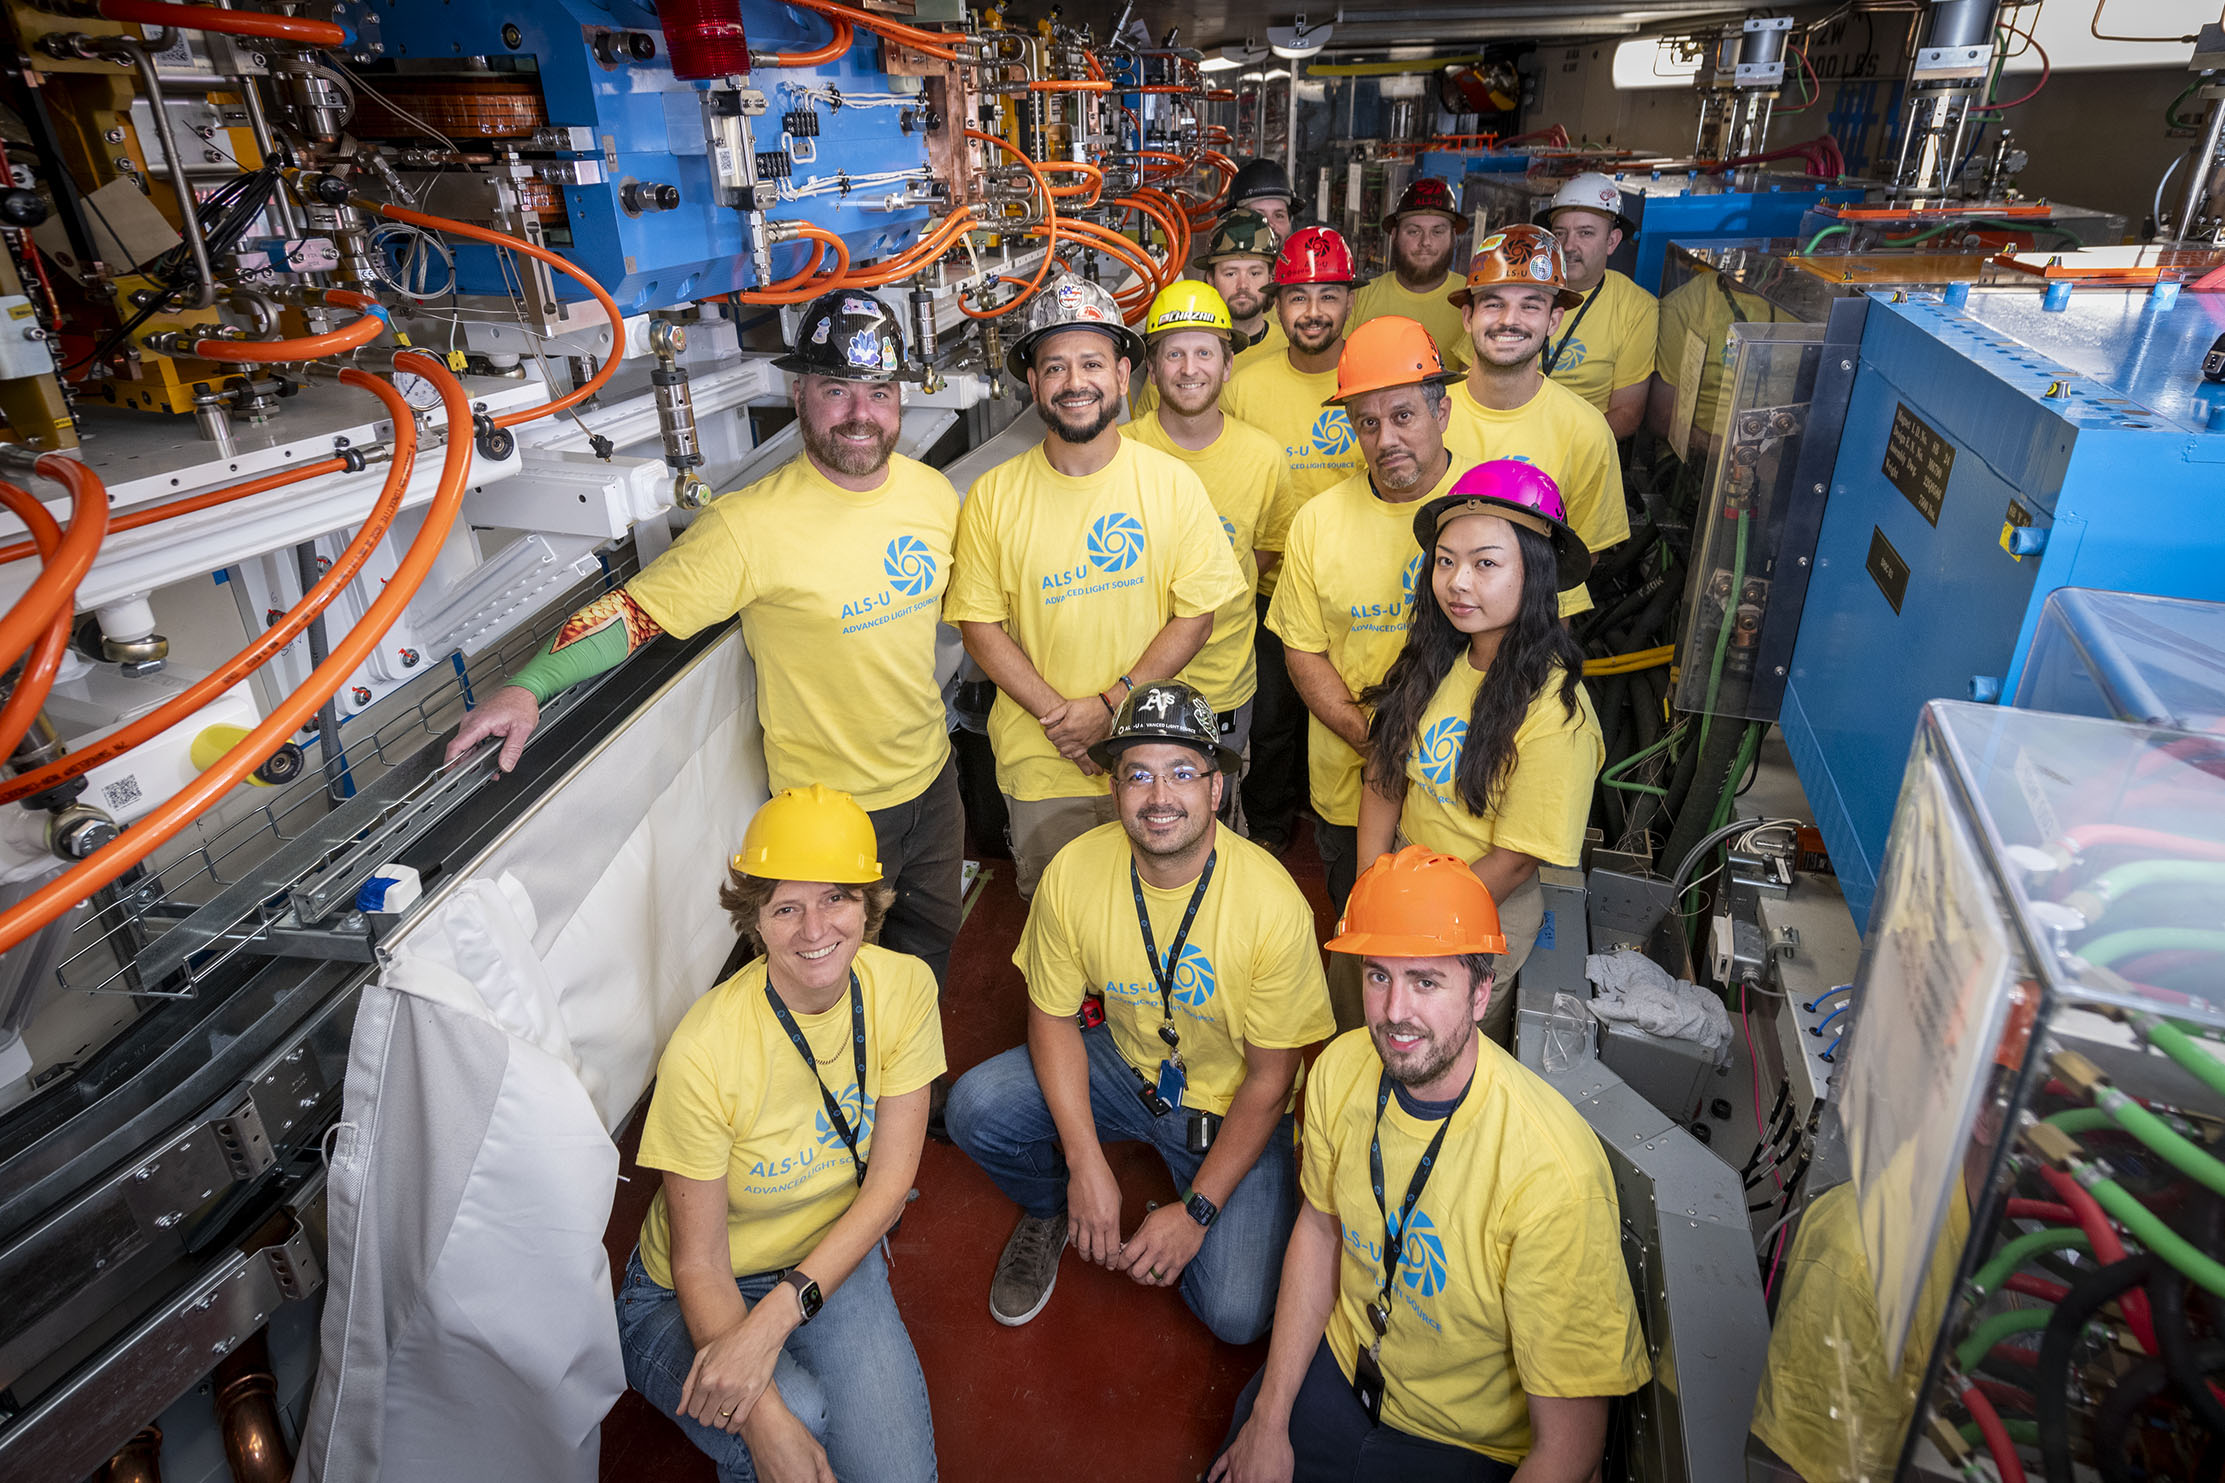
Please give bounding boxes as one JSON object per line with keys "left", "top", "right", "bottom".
{"left": 614, "top": 1243, "right": 936, "bottom": 1483}
{"left": 1217, "top": 1338, "right": 1519, "bottom": 1482}
{"left": 944, "top": 1022, "right": 1298, "bottom": 1344}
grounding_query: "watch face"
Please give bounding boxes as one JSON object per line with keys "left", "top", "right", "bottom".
{"left": 794, "top": 1275, "right": 824, "bottom": 1320}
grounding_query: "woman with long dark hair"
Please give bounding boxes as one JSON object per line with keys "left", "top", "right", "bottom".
{"left": 1357, "top": 460, "right": 1603, "bottom": 1043}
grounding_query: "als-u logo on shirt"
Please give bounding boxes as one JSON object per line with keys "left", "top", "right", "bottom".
{"left": 1389, "top": 1207, "right": 1449, "bottom": 1297}
{"left": 1417, "top": 716, "right": 1466, "bottom": 788}
{"left": 1401, "top": 554, "right": 1422, "bottom": 608}
{"left": 814, "top": 1085, "right": 877, "bottom": 1151}
{"left": 884, "top": 535, "right": 938, "bottom": 597}
{"left": 1310, "top": 408, "right": 1355, "bottom": 457}
{"left": 1088, "top": 512, "right": 1146, "bottom": 573}
{"left": 1106, "top": 943, "right": 1218, "bottom": 1015}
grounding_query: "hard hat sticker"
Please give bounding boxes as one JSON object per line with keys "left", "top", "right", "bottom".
{"left": 841, "top": 297, "right": 878, "bottom": 316}
{"left": 845, "top": 327, "right": 884, "bottom": 367}
{"left": 1478, "top": 232, "right": 1506, "bottom": 252}
{"left": 1529, "top": 256, "right": 1555, "bottom": 282}
{"left": 811, "top": 317, "right": 832, "bottom": 344}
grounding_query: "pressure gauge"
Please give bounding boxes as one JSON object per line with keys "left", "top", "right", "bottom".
{"left": 393, "top": 370, "right": 443, "bottom": 410}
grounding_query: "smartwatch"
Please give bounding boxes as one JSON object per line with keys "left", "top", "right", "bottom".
{"left": 779, "top": 1269, "right": 824, "bottom": 1325}
{"left": 1180, "top": 1187, "right": 1219, "bottom": 1230}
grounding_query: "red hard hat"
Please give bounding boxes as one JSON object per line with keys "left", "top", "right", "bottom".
{"left": 1273, "top": 225, "right": 1359, "bottom": 288}
{"left": 1382, "top": 176, "right": 1463, "bottom": 232}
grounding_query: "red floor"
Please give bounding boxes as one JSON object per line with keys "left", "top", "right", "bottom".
{"left": 598, "top": 819, "right": 1343, "bottom": 1482}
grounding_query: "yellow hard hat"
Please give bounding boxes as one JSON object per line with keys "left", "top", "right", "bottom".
{"left": 731, "top": 784, "right": 883, "bottom": 883}
{"left": 1142, "top": 280, "right": 1242, "bottom": 350}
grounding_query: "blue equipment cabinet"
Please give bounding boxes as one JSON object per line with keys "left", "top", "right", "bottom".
{"left": 329, "top": 0, "right": 938, "bottom": 313}
{"left": 1779, "top": 287, "right": 2225, "bottom": 921}
{"left": 1616, "top": 175, "right": 1856, "bottom": 293}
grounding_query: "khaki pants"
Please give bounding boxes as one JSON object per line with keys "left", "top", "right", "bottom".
{"left": 1004, "top": 791, "right": 1117, "bottom": 900}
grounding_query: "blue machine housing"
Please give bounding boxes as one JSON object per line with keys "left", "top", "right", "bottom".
{"left": 1779, "top": 288, "right": 2225, "bottom": 921}
{"left": 1615, "top": 175, "right": 1857, "bottom": 293}
{"left": 331, "top": 0, "right": 936, "bottom": 312}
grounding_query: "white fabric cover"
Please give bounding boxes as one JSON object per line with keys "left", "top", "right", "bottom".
{"left": 1583, "top": 948, "right": 1734, "bottom": 1060}
{"left": 296, "top": 631, "right": 768, "bottom": 1483}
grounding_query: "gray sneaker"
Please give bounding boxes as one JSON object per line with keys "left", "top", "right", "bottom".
{"left": 989, "top": 1209, "right": 1068, "bottom": 1326}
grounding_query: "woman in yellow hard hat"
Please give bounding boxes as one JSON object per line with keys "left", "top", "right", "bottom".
{"left": 614, "top": 784, "right": 944, "bottom": 1483}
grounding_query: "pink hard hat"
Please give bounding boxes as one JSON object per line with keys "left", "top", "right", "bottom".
{"left": 1413, "top": 459, "right": 1593, "bottom": 587}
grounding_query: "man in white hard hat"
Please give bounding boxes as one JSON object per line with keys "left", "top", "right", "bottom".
{"left": 1532, "top": 173, "right": 1656, "bottom": 440}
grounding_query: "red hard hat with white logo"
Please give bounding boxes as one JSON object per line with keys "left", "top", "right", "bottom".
{"left": 1381, "top": 176, "right": 1464, "bottom": 232}
{"left": 1272, "top": 225, "right": 1360, "bottom": 288}
{"left": 1533, "top": 172, "right": 1634, "bottom": 235}
{"left": 1413, "top": 459, "right": 1593, "bottom": 587}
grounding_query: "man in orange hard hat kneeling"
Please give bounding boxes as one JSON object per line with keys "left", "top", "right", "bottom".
{"left": 1211, "top": 846, "right": 1651, "bottom": 1483}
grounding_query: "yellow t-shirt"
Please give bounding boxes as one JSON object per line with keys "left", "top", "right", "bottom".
{"left": 1223, "top": 348, "right": 1365, "bottom": 597}
{"left": 1123, "top": 411, "right": 1292, "bottom": 713}
{"left": 1130, "top": 319, "right": 1288, "bottom": 420}
{"left": 1655, "top": 268, "right": 1791, "bottom": 447}
{"left": 1302, "top": 1030, "right": 1651, "bottom": 1462}
{"left": 1396, "top": 660, "right": 1603, "bottom": 868}
{"left": 945, "top": 439, "right": 1247, "bottom": 801}
{"left": 1019, "top": 823, "right": 1333, "bottom": 1116}
{"left": 635, "top": 943, "right": 946, "bottom": 1286}
{"left": 1350, "top": 272, "right": 1468, "bottom": 369}
{"left": 1539, "top": 270, "right": 1658, "bottom": 415}
{"left": 1443, "top": 378, "right": 1629, "bottom": 617}
{"left": 1750, "top": 1181, "right": 1972, "bottom": 1483}
{"left": 625, "top": 454, "right": 957, "bottom": 811}
{"left": 1265, "top": 460, "right": 1460, "bottom": 827}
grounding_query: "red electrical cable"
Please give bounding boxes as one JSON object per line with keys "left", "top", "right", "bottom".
{"left": 1961, "top": 1384, "right": 2029, "bottom": 1483}
{"left": 0, "top": 487, "right": 71, "bottom": 760}
{"left": 0, "top": 456, "right": 109, "bottom": 672}
{"left": 2036, "top": 1163, "right": 2159, "bottom": 1355}
{"left": 2006, "top": 1198, "right": 2077, "bottom": 1224}
{"left": 0, "top": 372, "right": 418, "bottom": 809}
{"left": 2005, "top": 1272, "right": 2070, "bottom": 1303}
{"left": 1971, "top": 31, "right": 2050, "bottom": 112}
{"left": 0, "top": 355, "right": 472, "bottom": 958}
{"left": 97, "top": 0, "right": 348, "bottom": 46}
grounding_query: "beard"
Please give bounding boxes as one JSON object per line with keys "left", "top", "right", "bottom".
{"left": 1286, "top": 314, "right": 1343, "bottom": 354}
{"left": 1222, "top": 284, "right": 1266, "bottom": 321}
{"left": 1372, "top": 445, "right": 1434, "bottom": 493}
{"left": 1370, "top": 1015, "right": 1471, "bottom": 1088}
{"left": 1394, "top": 237, "right": 1456, "bottom": 285}
{"left": 800, "top": 416, "right": 897, "bottom": 477}
{"left": 1157, "top": 374, "right": 1221, "bottom": 417}
{"left": 1125, "top": 799, "right": 1212, "bottom": 860}
{"left": 1471, "top": 324, "right": 1546, "bottom": 369}
{"left": 1039, "top": 386, "right": 1118, "bottom": 444}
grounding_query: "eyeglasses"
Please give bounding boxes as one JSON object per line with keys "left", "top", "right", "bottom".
{"left": 1116, "top": 763, "right": 1210, "bottom": 789}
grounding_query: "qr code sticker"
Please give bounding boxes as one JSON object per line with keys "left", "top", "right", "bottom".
{"left": 102, "top": 776, "right": 143, "bottom": 811}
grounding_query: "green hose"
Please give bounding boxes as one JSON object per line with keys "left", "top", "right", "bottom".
{"left": 2139, "top": 1014, "right": 2225, "bottom": 1102}
{"left": 1953, "top": 1306, "right": 2053, "bottom": 1372}
{"left": 2077, "top": 859, "right": 2225, "bottom": 912}
{"left": 2082, "top": 927, "right": 2225, "bottom": 970}
{"left": 2086, "top": 1170, "right": 2225, "bottom": 1299}
{"left": 1959, "top": 1418, "right": 2041, "bottom": 1447}
{"left": 1800, "top": 223, "right": 1853, "bottom": 255}
{"left": 1693, "top": 507, "right": 1748, "bottom": 768}
{"left": 2041, "top": 1108, "right": 2115, "bottom": 1136}
{"left": 2096, "top": 1086, "right": 2225, "bottom": 1198}
{"left": 1968, "top": 1226, "right": 2090, "bottom": 1297}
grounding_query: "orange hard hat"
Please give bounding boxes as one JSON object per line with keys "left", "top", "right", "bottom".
{"left": 1447, "top": 223, "right": 1584, "bottom": 312}
{"left": 1325, "top": 845, "right": 1507, "bottom": 957}
{"left": 1323, "top": 315, "right": 1458, "bottom": 407}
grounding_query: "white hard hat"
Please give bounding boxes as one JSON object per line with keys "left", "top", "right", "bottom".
{"left": 1535, "top": 173, "right": 1633, "bottom": 234}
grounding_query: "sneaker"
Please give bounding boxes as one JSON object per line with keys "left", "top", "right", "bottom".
{"left": 989, "top": 1209, "right": 1068, "bottom": 1326}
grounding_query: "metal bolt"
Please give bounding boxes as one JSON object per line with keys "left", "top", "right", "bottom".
{"left": 1796, "top": 555, "right": 1809, "bottom": 567}
{"left": 154, "top": 1211, "right": 182, "bottom": 1229}
{"left": 22, "top": 326, "right": 46, "bottom": 341}
{"left": 104, "top": 127, "right": 126, "bottom": 143}
{"left": 1775, "top": 665, "right": 1786, "bottom": 676}
{"left": 1840, "top": 359, "right": 1853, "bottom": 371}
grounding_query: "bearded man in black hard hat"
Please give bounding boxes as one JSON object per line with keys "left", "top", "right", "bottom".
{"left": 449, "top": 290, "right": 968, "bottom": 995}
{"left": 945, "top": 679, "right": 1334, "bottom": 1342}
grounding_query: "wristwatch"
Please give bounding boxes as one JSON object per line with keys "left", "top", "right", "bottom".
{"left": 1181, "top": 1187, "right": 1219, "bottom": 1230}
{"left": 779, "top": 1269, "right": 824, "bottom": 1325}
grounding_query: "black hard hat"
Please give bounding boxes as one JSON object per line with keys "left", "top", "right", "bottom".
{"left": 1088, "top": 680, "right": 1244, "bottom": 774}
{"left": 773, "top": 289, "right": 921, "bottom": 382}
{"left": 1228, "top": 157, "right": 1294, "bottom": 205}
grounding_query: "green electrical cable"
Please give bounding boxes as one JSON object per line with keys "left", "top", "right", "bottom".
{"left": 1603, "top": 776, "right": 1671, "bottom": 798}
{"left": 1958, "top": 1418, "right": 2041, "bottom": 1447}
{"left": 2085, "top": 1169, "right": 2225, "bottom": 1299}
{"left": 2041, "top": 1108, "right": 2115, "bottom": 1136}
{"left": 2095, "top": 1087, "right": 2225, "bottom": 1198}
{"left": 1603, "top": 724, "right": 1685, "bottom": 783}
{"left": 1694, "top": 507, "right": 1748, "bottom": 768}
{"left": 1968, "top": 1227, "right": 2090, "bottom": 1297}
{"left": 2072, "top": 859, "right": 2225, "bottom": 916}
{"left": 2138, "top": 1014, "right": 2225, "bottom": 1102}
{"left": 1800, "top": 223, "right": 1853, "bottom": 255}
{"left": 2082, "top": 927, "right": 2225, "bottom": 968}
{"left": 1953, "top": 1307, "right": 2053, "bottom": 1372}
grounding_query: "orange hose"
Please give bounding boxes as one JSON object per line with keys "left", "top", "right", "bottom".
{"left": 0, "top": 355, "right": 472, "bottom": 958}
{"left": 0, "top": 459, "right": 345, "bottom": 567}
{"left": 960, "top": 130, "right": 1060, "bottom": 319}
{"left": 732, "top": 226, "right": 853, "bottom": 305}
{"left": 834, "top": 208, "right": 978, "bottom": 288}
{"left": 191, "top": 290, "right": 388, "bottom": 364}
{"left": 0, "top": 488, "right": 70, "bottom": 761}
{"left": 0, "top": 456, "right": 109, "bottom": 671}
{"left": 1035, "top": 162, "right": 1104, "bottom": 202}
{"left": 787, "top": 0, "right": 960, "bottom": 61}
{"left": 767, "top": 15, "right": 853, "bottom": 67}
{"left": 1028, "top": 79, "right": 1112, "bottom": 92}
{"left": 356, "top": 200, "right": 624, "bottom": 431}
{"left": 97, "top": 0, "right": 348, "bottom": 46}
{"left": 0, "top": 374, "right": 417, "bottom": 809}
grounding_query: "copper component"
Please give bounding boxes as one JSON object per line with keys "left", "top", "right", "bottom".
{"left": 98, "top": 1427, "right": 163, "bottom": 1483}
{"left": 213, "top": 1331, "right": 294, "bottom": 1483}
{"left": 514, "top": 178, "right": 566, "bottom": 220}
{"left": 351, "top": 80, "right": 548, "bottom": 140}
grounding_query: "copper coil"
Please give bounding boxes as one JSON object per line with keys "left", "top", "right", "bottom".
{"left": 514, "top": 178, "right": 567, "bottom": 220}
{"left": 98, "top": 1426, "right": 162, "bottom": 1483}
{"left": 351, "top": 79, "right": 548, "bottom": 140}
{"left": 213, "top": 1334, "right": 293, "bottom": 1483}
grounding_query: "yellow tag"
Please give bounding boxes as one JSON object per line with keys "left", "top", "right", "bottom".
{"left": 446, "top": 350, "right": 469, "bottom": 372}
{"left": 1998, "top": 499, "right": 2033, "bottom": 561}
{"left": 5, "top": 303, "right": 35, "bottom": 320}
{"left": 393, "top": 330, "right": 413, "bottom": 347}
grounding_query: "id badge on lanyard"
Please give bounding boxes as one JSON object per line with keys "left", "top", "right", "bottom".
{"left": 1133, "top": 853, "right": 1214, "bottom": 1117}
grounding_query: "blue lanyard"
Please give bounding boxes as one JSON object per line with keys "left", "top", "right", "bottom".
{"left": 1364, "top": 1070, "right": 1469, "bottom": 1341}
